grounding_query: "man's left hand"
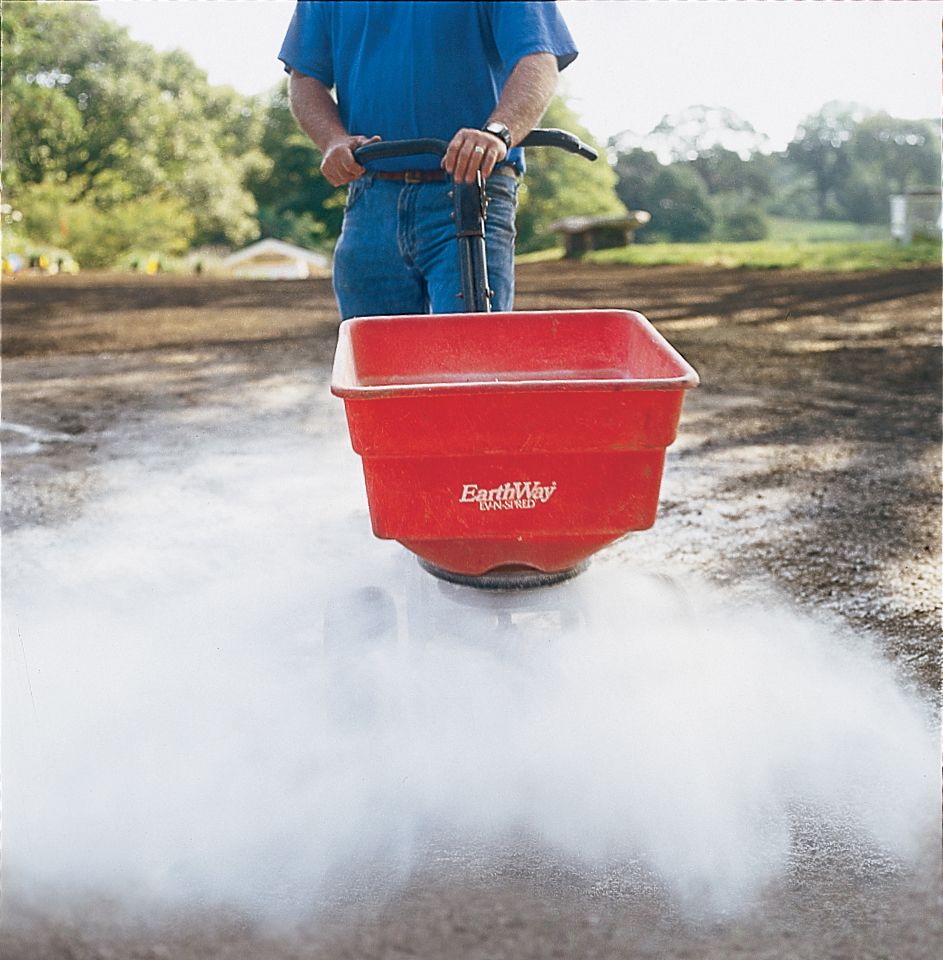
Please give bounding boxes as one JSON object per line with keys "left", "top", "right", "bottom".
{"left": 442, "top": 128, "right": 508, "bottom": 183}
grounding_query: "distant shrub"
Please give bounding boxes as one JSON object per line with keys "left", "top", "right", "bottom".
{"left": 12, "top": 179, "right": 197, "bottom": 268}
{"left": 716, "top": 206, "right": 769, "bottom": 242}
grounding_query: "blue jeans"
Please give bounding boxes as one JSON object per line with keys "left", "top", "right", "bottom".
{"left": 332, "top": 173, "right": 518, "bottom": 320}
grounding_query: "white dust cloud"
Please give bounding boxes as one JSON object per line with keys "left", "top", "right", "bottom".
{"left": 3, "top": 432, "right": 937, "bottom": 917}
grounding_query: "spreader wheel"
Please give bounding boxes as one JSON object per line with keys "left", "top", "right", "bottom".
{"left": 417, "top": 558, "right": 588, "bottom": 591}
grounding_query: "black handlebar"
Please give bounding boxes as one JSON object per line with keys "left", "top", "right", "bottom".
{"left": 349, "top": 128, "right": 597, "bottom": 313}
{"left": 520, "top": 128, "right": 598, "bottom": 161}
{"left": 355, "top": 138, "right": 450, "bottom": 165}
{"left": 353, "top": 127, "right": 598, "bottom": 166}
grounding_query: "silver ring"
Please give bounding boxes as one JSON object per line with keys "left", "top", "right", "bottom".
{"left": 473, "top": 145, "right": 485, "bottom": 154}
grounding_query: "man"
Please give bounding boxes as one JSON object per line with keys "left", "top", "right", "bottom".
{"left": 279, "top": 2, "right": 577, "bottom": 319}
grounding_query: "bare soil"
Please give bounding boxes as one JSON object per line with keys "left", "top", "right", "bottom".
{"left": 2, "top": 263, "right": 940, "bottom": 958}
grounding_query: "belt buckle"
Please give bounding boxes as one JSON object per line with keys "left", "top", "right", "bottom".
{"left": 404, "top": 170, "right": 422, "bottom": 184}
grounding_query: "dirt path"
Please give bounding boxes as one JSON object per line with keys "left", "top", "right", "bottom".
{"left": 2, "top": 264, "right": 940, "bottom": 958}
{"left": 4, "top": 265, "right": 939, "bottom": 684}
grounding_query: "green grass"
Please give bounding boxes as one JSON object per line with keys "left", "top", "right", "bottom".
{"left": 514, "top": 246, "right": 565, "bottom": 265}
{"left": 586, "top": 239, "right": 939, "bottom": 271}
{"left": 517, "top": 238, "right": 940, "bottom": 272}
{"left": 765, "top": 217, "right": 885, "bottom": 243}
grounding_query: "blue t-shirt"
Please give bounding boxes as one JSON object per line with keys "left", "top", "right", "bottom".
{"left": 278, "top": 1, "right": 577, "bottom": 172}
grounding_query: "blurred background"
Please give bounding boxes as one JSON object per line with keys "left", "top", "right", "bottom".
{"left": 2, "top": 0, "right": 939, "bottom": 276}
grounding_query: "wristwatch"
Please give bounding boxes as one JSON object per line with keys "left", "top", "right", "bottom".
{"left": 482, "top": 121, "right": 512, "bottom": 151}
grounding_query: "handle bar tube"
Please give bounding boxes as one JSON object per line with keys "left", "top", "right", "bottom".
{"left": 353, "top": 128, "right": 598, "bottom": 167}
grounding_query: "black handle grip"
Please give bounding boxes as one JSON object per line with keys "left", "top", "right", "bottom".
{"left": 519, "top": 128, "right": 598, "bottom": 161}
{"left": 354, "top": 138, "right": 450, "bottom": 165}
{"left": 353, "top": 128, "right": 598, "bottom": 167}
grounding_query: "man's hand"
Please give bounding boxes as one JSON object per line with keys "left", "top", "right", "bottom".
{"left": 321, "top": 134, "right": 382, "bottom": 187}
{"left": 442, "top": 128, "right": 508, "bottom": 183}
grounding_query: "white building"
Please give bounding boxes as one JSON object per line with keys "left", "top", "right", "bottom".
{"left": 224, "top": 238, "right": 330, "bottom": 279}
{"left": 889, "top": 190, "right": 941, "bottom": 243}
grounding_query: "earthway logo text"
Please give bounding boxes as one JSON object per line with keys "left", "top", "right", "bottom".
{"left": 459, "top": 481, "right": 558, "bottom": 511}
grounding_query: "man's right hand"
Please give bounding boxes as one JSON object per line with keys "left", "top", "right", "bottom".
{"left": 321, "top": 135, "right": 381, "bottom": 187}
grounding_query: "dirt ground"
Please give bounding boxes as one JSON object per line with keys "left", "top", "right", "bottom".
{"left": 2, "top": 262, "right": 941, "bottom": 958}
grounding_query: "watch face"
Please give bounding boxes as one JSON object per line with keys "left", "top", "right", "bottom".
{"left": 485, "top": 123, "right": 511, "bottom": 148}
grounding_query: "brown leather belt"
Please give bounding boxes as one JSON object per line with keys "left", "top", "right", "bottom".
{"left": 372, "top": 166, "right": 518, "bottom": 183}
{"left": 373, "top": 169, "right": 447, "bottom": 183}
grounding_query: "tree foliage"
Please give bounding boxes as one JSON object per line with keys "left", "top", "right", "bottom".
{"left": 246, "top": 82, "right": 343, "bottom": 251}
{"left": 644, "top": 105, "right": 771, "bottom": 162}
{"left": 3, "top": 3, "right": 937, "bottom": 267}
{"left": 784, "top": 101, "right": 861, "bottom": 219}
{"left": 611, "top": 106, "right": 772, "bottom": 241}
{"left": 614, "top": 149, "right": 714, "bottom": 242}
{"left": 515, "top": 97, "right": 625, "bottom": 252}
{"left": 783, "top": 102, "right": 939, "bottom": 222}
{"left": 2, "top": 2, "right": 264, "bottom": 265}
{"left": 10, "top": 178, "right": 195, "bottom": 268}
{"left": 612, "top": 101, "right": 939, "bottom": 240}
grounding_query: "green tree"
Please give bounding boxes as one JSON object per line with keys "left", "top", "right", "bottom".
{"left": 644, "top": 105, "right": 770, "bottom": 162}
{"left": 613, "top": 109, "right": 770, "bottom": 241}
{"left": 835, "top": 114, "right": 940, "bottom": 223}
{"left": 785, "top": 104, "right": 940, "bottom": 224}
{"left": 613, "top": 147, "right": 662, "bottom": 211}
{"left": 613, "top": 148, "right": 714, "bottom": 242}
{"left": 515, "top": 97, "right": 625, "bottom": 252}
{"left": 245, "top": 82, "right": 341, "bottom": 250}
{"left": 687, "top": 146, "right": 773, "bottom": 201}
{"left": 645, "top": 164, "right": 715, "bottom": 242}
{"left": 785, "top": 101, "right": 863, "bottom": 219}
{"left": 2, "top": 2, "right": 263, "bottom": 260}
{"left": 764, "top": 153, "right": 820, "bottom": 221}
{"left": 11, "top": 178, "right": 195, "bottom": 268}
{"left": 3, "top": 77, "right": 84, "bottom": 189}
{"left": 848, "top": 114, "right": 940, "bottom": 193}
{"left": 714, "top": 204, "right": 768, "bottom": 242}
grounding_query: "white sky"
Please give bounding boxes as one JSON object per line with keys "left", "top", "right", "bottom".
{"left": 94, "top": 0, "right": 941, "bottom": 149}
